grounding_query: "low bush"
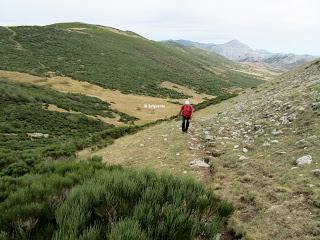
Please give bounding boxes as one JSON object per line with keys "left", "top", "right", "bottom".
{"left": 0, "top": 159, "right": 107, "bottom": 239}
{"left": 54, "top": 168, "right": 233, "bottom": 240}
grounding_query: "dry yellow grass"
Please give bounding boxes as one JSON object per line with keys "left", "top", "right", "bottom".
{"left": 0, "top": 70, "right": 212, "bottom": 125}
{"left": 160, "top": 81, "right": 215, "bottom": 104}
{"left": 44, "top": 104, "right": 124, "bottom": 126}
{"left": 0, "top": 70, "right": 185, "bottom": 124}
{"left": 235, "top": 62, "right": 283, "bottom": 81}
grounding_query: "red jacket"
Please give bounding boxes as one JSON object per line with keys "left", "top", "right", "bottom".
{"left": 181, "top": 104, "right": 194, "bottom": 118}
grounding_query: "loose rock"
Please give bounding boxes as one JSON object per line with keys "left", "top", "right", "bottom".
{"left": 296, "top": 155, "right": 312, "bottom": 165}
{"left": 190, "top": 160, "right": 210, "bottom": 168}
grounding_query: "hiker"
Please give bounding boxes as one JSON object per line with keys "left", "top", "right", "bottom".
{"left": 179, "top": 100, "right": 195, "bottom": 133}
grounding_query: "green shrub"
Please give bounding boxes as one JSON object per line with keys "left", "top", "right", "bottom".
{"left": 108, "top": 219, "right": 148, "bottom": 240}
{"left": 54, "top": 169, "right": 232, "bottom": 240}
{"left": 0, "top": 159, "right": 106, "bottom": 239}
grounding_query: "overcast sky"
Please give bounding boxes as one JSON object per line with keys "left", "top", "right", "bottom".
{"left": 1, "top": 0, "right": 320, "bottom": 55}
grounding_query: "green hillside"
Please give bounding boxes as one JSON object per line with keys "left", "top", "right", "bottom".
{"left": 0, "top": 78, "right": 141, "bottom": 177}
{"left": 0, "top": 78, "right": 233, "bottom": 240}
{"left": 0, "top": 22, "right": 263, "bottom": 98}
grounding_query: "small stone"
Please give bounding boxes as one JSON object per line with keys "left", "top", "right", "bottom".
{"left": 296, "top": 155, "right": 312, "bottom": 165}
{"left": 205, "top": 135, "right": 214, "bottom": 140}
{"left": 291, "top": 167, "right": 298, "bottom": 170}
{"left": 270, "top": 140, "right": 279, "bottom": 144}
{"left": 272, "top": 129, "right": 283, "bottom": 135}
{"left": 239, "top": 155, "right": 248, "bottom": 160}
{"left": 311, "top": 169, "right": 320, "bottom": 177}
{"left": 164, "top": 138, "right": 168, "bottom": 141}
{"left": 234, "top": 145, "right": 239, "bottom": 149}
{"left": 190, "top": 160, "right": 210, "bottom": 168}
{"left": 262, "top": 142, "right": 271, "bottom": 147}
{"left": 183, "top": 171, "right": 187, "bottom": 174}
{"left": 215, "top": 233, "right": 221, "bottom": 240}
{"left": 276, "top": 151, "right": 286, "bottom": 155}
{"left": 311, "top": 102, "right": 320, "bottom": 110}
{"left": 139, "top": 143, "right": 144, "bottom": 147}
{"left": 242, "top": 147, "right": 248, "bottom": 153}
{"left": 27, "top": 133, "right": 49, "bottom": 138}
{"left": 176, "top": 152, "right": 180, "bottom": 156}
{"left": 280, "top": 116, "right": 289, "bottom": 124}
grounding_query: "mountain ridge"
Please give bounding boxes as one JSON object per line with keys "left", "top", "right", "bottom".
{"left": 172, "top": 39, "right": 317, "bottom": 69}
{"left": 0, "top": 22, "right": 263, "bottom": 99}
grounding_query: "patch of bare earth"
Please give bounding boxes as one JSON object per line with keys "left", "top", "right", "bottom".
{"left": 235, "top": 62, "right": 284, "bottom": 81}
{"left": 43, "top": 104, "right": 124, "bottom": 126}
{"left": 0, "top": 70, "right": 213, "bottom": 125}
{"left": 0, "top": 70, "right": 176, "bottom": 124}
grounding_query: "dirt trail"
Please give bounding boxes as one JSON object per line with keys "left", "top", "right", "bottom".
{"left": 4, "top": 27, "right": 25, "bottom": 50}
{"left": 78, "top": 107, "right": 219, "bottom": 182}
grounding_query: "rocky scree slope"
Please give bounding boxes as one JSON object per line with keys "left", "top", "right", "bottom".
{"left": 191, "top": 60, "right": 320, "bottom": 239}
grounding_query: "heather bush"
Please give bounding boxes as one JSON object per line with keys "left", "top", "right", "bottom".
{"left": 54, "top": 168, "right": 233, "bottom": 240}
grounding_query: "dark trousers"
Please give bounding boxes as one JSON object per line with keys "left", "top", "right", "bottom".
{"left": 182, "top": 116, "right": 190, "bottom": 132}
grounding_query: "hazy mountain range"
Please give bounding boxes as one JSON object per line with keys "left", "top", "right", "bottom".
{"left": 171, "top": 39, "right": 317, "bottom": 69}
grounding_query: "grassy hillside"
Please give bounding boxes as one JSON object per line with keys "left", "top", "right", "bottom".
{"left": 0, "top": 78, "right": 141, "bottom": 177}
{"left": 0, "top": 22, "right": 263, "bottom": 98}
{"left": 192, "top": 60, "right": 320, "bottom": 239}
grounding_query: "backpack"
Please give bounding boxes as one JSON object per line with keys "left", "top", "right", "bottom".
{"left": 182, "top": 104, "right": 193, "bottom": 118}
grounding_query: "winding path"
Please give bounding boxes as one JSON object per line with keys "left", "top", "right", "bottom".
{"left": 4, "top": 27, "right": 25, "bottom": 50}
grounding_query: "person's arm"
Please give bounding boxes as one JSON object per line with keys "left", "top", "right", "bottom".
{"left": 190, "top": 106, "right": 195, "bottom": 119}
{"left": 179, "top": 105, "right": 184, "bottom": 116}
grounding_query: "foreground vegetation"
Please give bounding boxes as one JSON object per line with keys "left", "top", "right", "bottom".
{"left": 0, "top": 159, "right": 233, "bottom": 240}
{"left": 0, "top": 22, "right": 263, "bottom": 98}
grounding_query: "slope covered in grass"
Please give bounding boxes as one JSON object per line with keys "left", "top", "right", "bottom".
{"left": 0, "top": 78, "right": 140, "bottom": 178}
{"left": 0, "top": 22, "right": 263, "bottom": 98}
{"left": 191, "top": 60, "right": 320, "bottom": 239}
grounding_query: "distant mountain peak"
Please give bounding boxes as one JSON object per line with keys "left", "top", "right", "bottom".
{"left": 223, "top": 40, "right": 251, "bottom": 50}
{"left": 172, "top": 39, "right": 317, "bottom": 69}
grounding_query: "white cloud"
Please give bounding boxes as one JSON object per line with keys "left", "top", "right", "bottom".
{"left": 1, "top": 0, "right": 319, "bottom": 55}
